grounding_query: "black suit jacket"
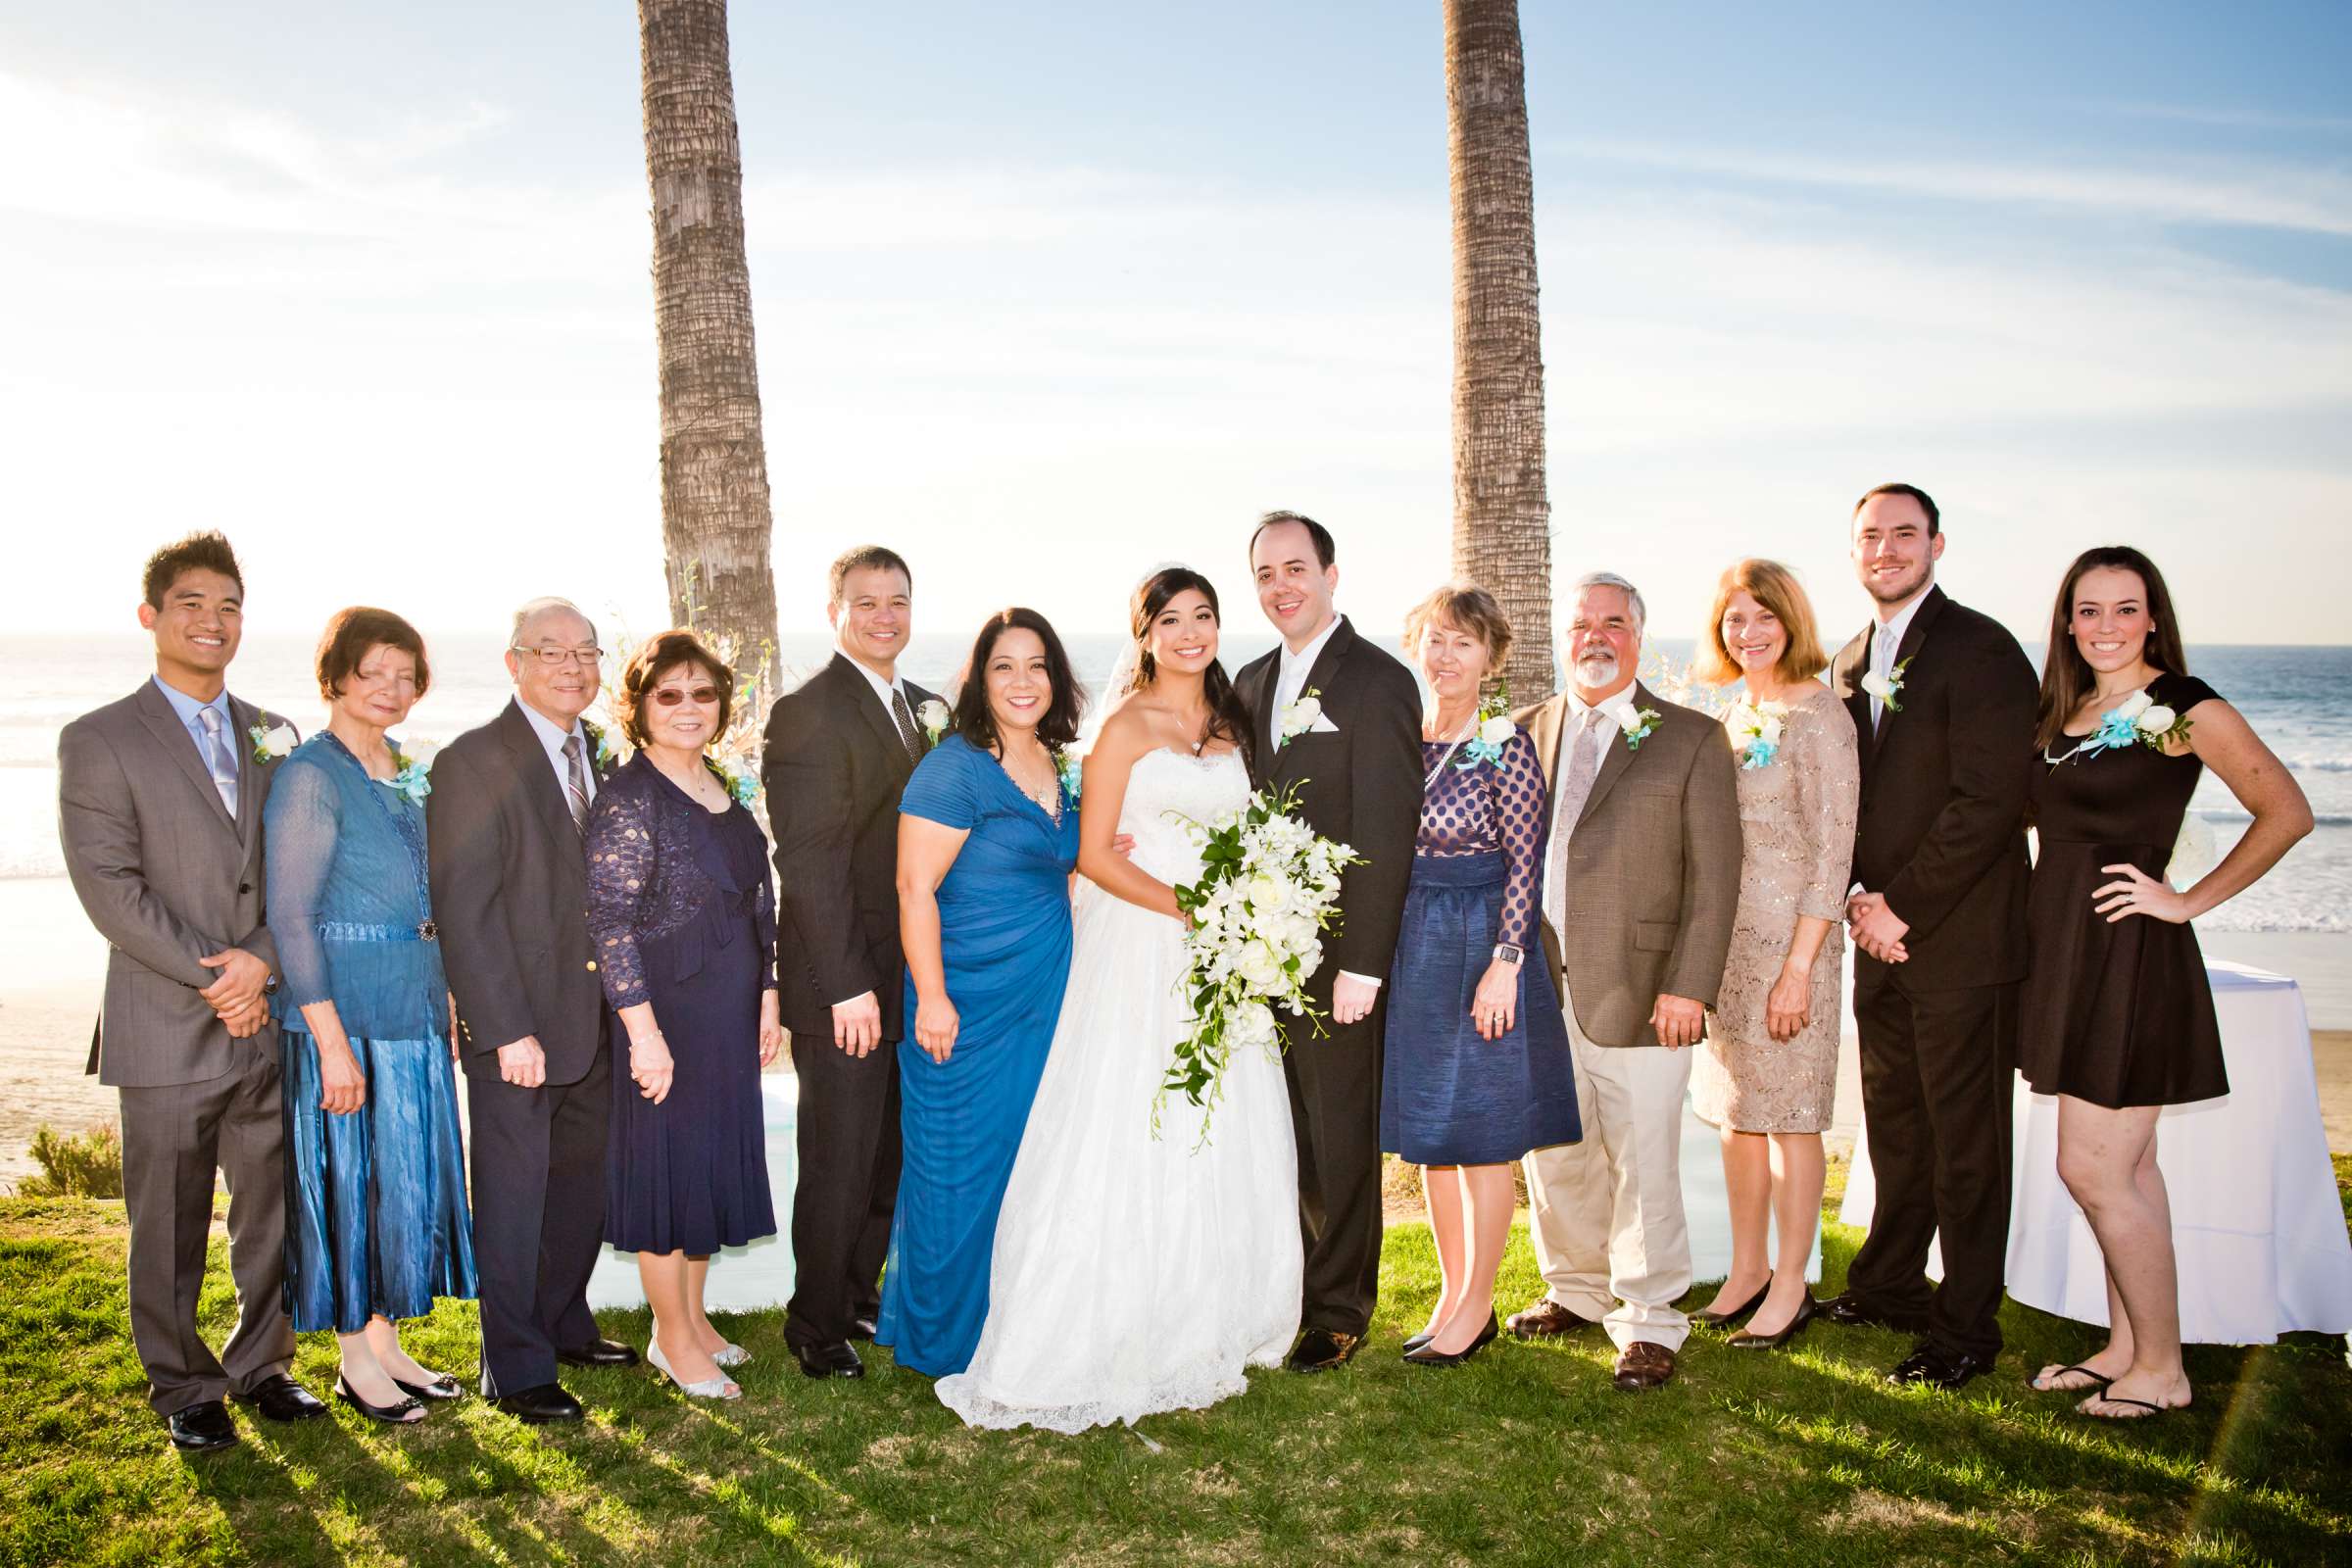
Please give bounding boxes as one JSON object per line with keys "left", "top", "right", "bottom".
{"left": 761, "top": 654, "right": 940, "bottom": 1041}
{"left": 1829, "top": 584, "right": 2035, "bottom": 990}
{"left": 427, "top": 700, "right": 616, "bottom": 1085}
{"left": 1233, "top": 615, "right": 1423, "bottom": 990}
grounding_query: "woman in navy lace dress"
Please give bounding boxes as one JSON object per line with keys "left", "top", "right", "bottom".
{"left": 586, "top": 631, "right": 782, "bottom": 1401}
{"left": 1382, "top": 586, "right": 1580, "bottom": 1366}
{"left": 266, "top": 608, "right": 476, "bottom": 1425}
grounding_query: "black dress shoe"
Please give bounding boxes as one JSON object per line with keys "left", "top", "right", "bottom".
{"left": 1284, "top": 1327, "right": 1364, "bottom": 1373}
{"left": 1690, "top": 1274, "right": 1773, "bottom": 1330}
{"left": 1886, "top": 1342, "right": 1995, "bottom": 1391}
{"left": 392, "top": 1372, "right": 466, "bottom": 1401}
{"left": 492, "top": 1383, "right": 586, "bottom": 1423}
{"left": 335, "top": 1376, "right": 426, "bottom": 1424}
{"left": 1818, "top": 1291, "right": 1930, "bottom": 1335}
{"left": 793, "top": 1340, "right": 867, "bottom": 1380}
{"left": 235, "top": 1373, "right": 329, "bottom": 1422}
{"left": 1402, "top": 1313, "right": 1499, "bottom": 1367}
{"left": 166, "top": 1399, "right": 239, "bottom": 1452}
{"left": 1728, "top": 1291, "right": 1817, "bottom": 1350}
{"left": 557, "top": 1338, "right": 641, "bottom": 1369}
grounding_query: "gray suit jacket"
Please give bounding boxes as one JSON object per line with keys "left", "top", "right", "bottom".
{"left": 58, "top": 682, "right": 290, "bottom": 1087}
{"left": 1512, "top": 683, "right": 1741, "bottom": 1048}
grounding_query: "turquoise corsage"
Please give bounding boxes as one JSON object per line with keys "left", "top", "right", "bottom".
{"left": 1452, "top": 689, "right": 1516, "bottom": 771}
{"left": 383, "top": 739, "right": 436, "bottom": 808}
{"left": 1057, "top": 751, "right": 1084, "bottom": 802}
{"left": 713, "top": 758, "right": 760, "bottom": 808}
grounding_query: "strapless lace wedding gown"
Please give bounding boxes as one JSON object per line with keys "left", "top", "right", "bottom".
{"left": 935, "top": 748, "right": 1302, "bottom": 1431}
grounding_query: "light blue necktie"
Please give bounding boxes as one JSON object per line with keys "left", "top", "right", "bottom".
{"left": 195, "top": 706, "right": 239, "bottom": 817}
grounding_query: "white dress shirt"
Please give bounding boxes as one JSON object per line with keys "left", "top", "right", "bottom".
{"left": 844, "top": 653, "right": 912, "bottom": 722}
{"left": 1868, "top": 590, "right": 1929, "bottom": 731}
{"left": 1270, "top": 614, "right": 1343, "bottom": 749}
{"left": 517, "top": 700, "right": 597, "bottom": 808}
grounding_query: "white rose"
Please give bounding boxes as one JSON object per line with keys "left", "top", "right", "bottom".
{"left": 2115, "top": 690, "right": 2152, "bottom": 721}
{"left": 2136, "top": 704, "right": 2176, "bottom": 734}
{"left": 1613, "top": 705, "right": 1643, "bottom": 734}
{"left": 1858, "top": 672, "right": 1891, "bottom": 701}
{"left": 1289, "top": 695, "right": 1322, "bottom": 729}
{"left": 1478, "top": 714, "right": 1514, "bottom": 748}
{"left": 1235, "top": 940, "right": 1283, "bottom": 990}
{"left": 1758, "top": 714, "right": 1785, "bottom": 747}
{"left": 1248, "top": 871, "right": 1294, "bottom": 913}
{"left": 260, "top": 723, "right": 298, "bottom": 757}
{"left": 401, "top": 737, "right": 440, "bottom": 768}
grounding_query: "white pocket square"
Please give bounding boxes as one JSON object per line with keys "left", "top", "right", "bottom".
{"left": 1309, "top": 712, "right": 1340, "bottom": 734}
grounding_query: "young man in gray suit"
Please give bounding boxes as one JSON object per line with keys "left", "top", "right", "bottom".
{"left": 1508, "top": 571, "right": 1741, "bottom": 1392}
{"left": 58, "top": 532, "right": 325, "bottom": 1451}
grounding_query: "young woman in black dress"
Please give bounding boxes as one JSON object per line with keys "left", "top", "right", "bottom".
{"left": 2022, "top": 546, "right": 2311, "bottom": 1420}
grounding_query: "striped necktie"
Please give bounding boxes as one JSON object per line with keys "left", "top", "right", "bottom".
{"left": 562, "top": 733, "right": 591, "bottom": 835}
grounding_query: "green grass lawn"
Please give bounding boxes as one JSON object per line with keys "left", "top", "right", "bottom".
{"left": 2, "top": 1165, "right": 2347, "bottom": 1567}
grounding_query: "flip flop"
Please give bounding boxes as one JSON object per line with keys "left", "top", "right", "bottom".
{"left": 2078, "top": 1394, "right": 2177, "bottom": 1421}
{"left": 2029, "top": 1362, "right": 2110, "bottom": 1393}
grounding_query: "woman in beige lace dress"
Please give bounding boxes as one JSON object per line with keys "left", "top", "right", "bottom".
{"left": 1688, "top": 560, "right": 1859, "bottom": 1348}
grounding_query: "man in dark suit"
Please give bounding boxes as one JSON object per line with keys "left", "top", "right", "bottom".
{"left": 58, "top": 531, "right": 325, "bottom": 1451}
{"left": 1823, "top": 483, "right": 2035, "bottom": 1391}
{"left": 429, "top": 596, "right": 637, "bottom": 1422}
{"left": 1234, "top": 512, "right": 1423, "bottom": 1372}
{"left": 762, "top": 545, "right": 942, "bottom": 1380}
{"left": 1506, "top": 571, "right": 1741, "bottom": 1392}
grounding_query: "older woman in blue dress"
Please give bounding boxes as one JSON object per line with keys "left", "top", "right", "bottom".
{"left": 1382, "top": 585, "right": 1579, "bottom": 1365}
{"left": 266, "top": 608, "right": 476, "bottom": 1424}
{"left": 883, "top": 608, "right": 1087, "bottom": 1377}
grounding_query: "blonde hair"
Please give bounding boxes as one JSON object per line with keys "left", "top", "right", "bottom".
{"left": 1694, "top": 559, "right": 1828, "bottom": 686}
{"left": 1402, "top": 583, "right": 1514, "bottom": 681}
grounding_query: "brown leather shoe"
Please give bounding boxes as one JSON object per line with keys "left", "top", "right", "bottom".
{"left": 1611, "top": 1341, "right": 1676, "bottom": 1392}
{"left": 1506, "top": 1298, "right": 1599, "bottom": 1340}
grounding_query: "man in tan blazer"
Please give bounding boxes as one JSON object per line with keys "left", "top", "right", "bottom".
{"left": 1506, "top": 572, "right": 1740, "bottom": 1392}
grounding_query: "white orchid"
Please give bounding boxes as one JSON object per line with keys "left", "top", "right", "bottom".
{"left": 1276, "top": 689, "right": 1324, "bottom": 748}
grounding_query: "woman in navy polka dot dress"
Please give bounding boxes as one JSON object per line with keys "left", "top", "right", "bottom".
{"left": 1381, "top": 585, "right": 1581, "bottom": 1366}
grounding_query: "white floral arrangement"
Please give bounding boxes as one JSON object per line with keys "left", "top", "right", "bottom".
{"left": 1860, "top": 655, "right": 1914, "bottom": 713}
{"left": 1275, "top": 687, "right": 1323, "bottom": 749}
{"left": 1163, "top": 783, "right": 1361, "bottom": 1133}
{"left": 1725, "top": 698, "right": 1788, "bottom": 770}
{"left": 249, "top": 722, "right": 299, "bottom": 763}
{"left": 384, "top": 737, "right": 438, "bottom": 807}
{"left": 1611, "top": 699, "right": 1663, "bottom": 751}
{"left": 917, "top": 696, "right": 952, "bottom": 746}
{"left": 2082, "top": 686, "right": 2192, "bottom": 759}
{"left": 1452, "top": 689, "right": 1515, "bottom": 771}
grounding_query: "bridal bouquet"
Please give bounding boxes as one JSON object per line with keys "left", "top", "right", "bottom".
{"left": 1161, "top": 783, "right": 1360, "bottom": 1128}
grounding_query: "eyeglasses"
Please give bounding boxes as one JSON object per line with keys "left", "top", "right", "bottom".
{"left": 513, "top": 646, "right": 603, "bottom": 667}
{"left": 652, "top": 686, "right": 720, "bottom": 707}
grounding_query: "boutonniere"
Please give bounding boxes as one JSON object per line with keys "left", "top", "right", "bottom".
{"left": 1611, "top": 702, "right": 1663, "bottom": 751}
{"left": 2082, "top": 688, "right": 2192, "bottom": 759}
{"left": 1453, "top": 688, "right": 1515, "bottom": 771}
{"left": 588, "top": 719, "right": 621, "bottom": 768}
{"left": 1859, "top": 655, "right": 1914, "bottom": 713}
{"left": 1277, "top": 687, "right": 1324, "bottom": 749}
{"left": 383, "top": 738, "right": 438, "bottom": 807}
{"left": 249, "top": 722, "right": 298, "bottom": 762}
{"left": 1057, "top": 749, "right": 1083, "bottom": 802}
{"left": 917, "top": 697, "right": 952, "bottom": 746}
{"left": 1725, "top": 698, "right": 1789, "bottom": 770}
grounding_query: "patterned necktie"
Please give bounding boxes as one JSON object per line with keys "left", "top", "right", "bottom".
{"left": 194, "top": 706, "right": 238, "bottom": 818}
{"left": 890, "top": 686, "right": 924, "bottom": 764}
{"left": 562, "top": 733, "right": 591, "bottom": 836}
{"left": 1543, "top": 710, "right": 1606, "bottom": 934}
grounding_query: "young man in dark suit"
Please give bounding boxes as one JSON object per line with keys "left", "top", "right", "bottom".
{"left": 429, "top": 597, "right": 638, "bottom": 1423}
{"left": 1824, "top": 483, "right": 2036, "bottom": 1391}
{"left": 58, "top": 531, "right": 324, "bottom": 1451}
{"left": 762, "top": 545, "right": 942, "bottom": 1380}
{"left": 1234, "top": 512, "right": 1423, "bottom": 1371}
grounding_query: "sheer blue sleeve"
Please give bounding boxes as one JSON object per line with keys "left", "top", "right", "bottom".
{"left": 585, "top": 779, "right": 656, "bottom": 1009}
{"left": 900, "top": 739, "right": 981, "bottom": 831}
{"left": 1491, "top": 728, "right": 1546, "bottom": 952}
{"left": 263, "top": 755, "right": 340, "bottom": 1010}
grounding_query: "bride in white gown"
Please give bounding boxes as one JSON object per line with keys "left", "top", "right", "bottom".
{"left": 937, "top": 568, "right": 1302, "bottom": 1432}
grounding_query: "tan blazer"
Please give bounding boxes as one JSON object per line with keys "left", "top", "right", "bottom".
{"left": 1512, "top": 682, "right": 1741, "bottom": 1048}
{"left": 58, "top": 682, "right": 290, "bottom": 1087}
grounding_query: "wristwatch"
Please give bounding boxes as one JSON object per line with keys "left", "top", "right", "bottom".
{"left": 263, "top": 972, "right": 279, "bottom": 996}
{"left": 1492, "top": 944, "right": 1524, "bottom": 966}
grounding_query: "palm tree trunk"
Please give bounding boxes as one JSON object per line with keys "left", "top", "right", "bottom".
{"left": 1444, "top": 0, "right": 1554, "bottom": 700}
{"left": 639, "top": 0, "right": 778, "bottom": 681}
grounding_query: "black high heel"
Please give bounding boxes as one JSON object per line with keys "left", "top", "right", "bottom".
{"left": 1402, "top": 1312, "right": 1499, "bottom": 1367}
{"left": 1691, "top": 1273, "right": 1773, "bottom": 1329}
{"left": 1727, "top": 1290, "right": 1817, "bottom": 1350}
{"left": 336, "top": 1376, "right": 426, "bottom": 1424}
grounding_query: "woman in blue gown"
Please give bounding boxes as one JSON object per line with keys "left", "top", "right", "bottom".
{"left": 882, "top": 608, "right": 1086, "bottom": 1376}
{"left": 267, "top": 608, "right": 476, "bottom": 1425}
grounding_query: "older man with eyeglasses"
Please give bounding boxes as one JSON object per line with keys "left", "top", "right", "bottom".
{"left": 427, "top": 597, "right": 642, "bottom": 1422}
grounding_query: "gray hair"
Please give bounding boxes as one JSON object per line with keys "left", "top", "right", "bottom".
{"left": 1565, "top": 570, "right": 1645, "bottom": 631}
{"left": 511, "top": 595, "right": 598, "bottom": 647}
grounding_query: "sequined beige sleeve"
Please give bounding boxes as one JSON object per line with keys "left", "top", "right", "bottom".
{"left": 1792, "top": 694, "right": 1861, "bottom": 921}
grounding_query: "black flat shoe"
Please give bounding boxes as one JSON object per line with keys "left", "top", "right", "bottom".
{"left": 235, "top": 1373, "right": 329, "bottom": 1422}
{"left": 335, "top": 1377, "right": 425, "bottom": 1425}
{"left": 166, "top": 1399, "right": 239, "bottom": 1452}
{"left": 556, "top": 1338, "right": 641, "bottom": 1369}
{"left": 1402, "top": 1313, "right": 1499, "bottom": 1367}
{"left": 793, "top": 1340, "right": 867, "bottom": 1380}
{"left": 392, "top": 1372, "right": 466, "bottom": 1401}
{"left": 1819, "top": 1291, "right": 1930, "bottom": 1335}
{"left": 1886, "top": 1342, "right": 1995, "bottom": 1392}
{"left": 491, "top": 1383, "right": 585, "bottom": 1424}
{"left": 1690, "top": 1274, "right": 1773, "bottom": 1330}
{"left": 1728, "top": 1291, "right": 1817, "bottom": 1350}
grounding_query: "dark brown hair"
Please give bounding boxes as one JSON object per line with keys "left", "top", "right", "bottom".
{"left": 612, "top": 628, "right": 735, "bottom": 749}
{"left": 1127, "top": 567, "right": 1255, "bottom": 769}
{"left": 2034, "top": 546, "right": 2190, "bottom": 751}
{"left": 143, "top": 531, "right": 244, "bottom": 608}
{"left": 1853, "top": 482, "right": 1940, "bottom": 537}
{"left": 951, "top": 608, "right": 1086, "bottom": 754}
{"left": 1249, "top": 510, "right": 1336, "bottom": 569}
{"left": 828, "top": 545, "right": 912, "bottom": 608}
{"left": 316, "top": 607, "right": 432, "bottom": 701}
{"left": 1692, "top": 559, "right": 1829, "bottom": 686}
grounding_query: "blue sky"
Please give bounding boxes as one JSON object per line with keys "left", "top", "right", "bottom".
{"left": 5, "top": 1, "right": 2348, "bottom": 651}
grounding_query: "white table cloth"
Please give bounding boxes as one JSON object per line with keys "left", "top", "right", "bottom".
{"left": 1840, "top": 959, "right": 2352, "bottom": 1345}
{"left": 586, "top": 1072, "right": 801, "bottom": 1311}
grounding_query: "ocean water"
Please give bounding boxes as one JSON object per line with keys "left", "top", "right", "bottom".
{"left": 4, "top": 635, "right": 2346, "bottom": 933}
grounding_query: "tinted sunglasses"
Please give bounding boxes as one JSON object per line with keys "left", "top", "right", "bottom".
{"left": 652, "top": 686, "right": 721, "bottom": 707}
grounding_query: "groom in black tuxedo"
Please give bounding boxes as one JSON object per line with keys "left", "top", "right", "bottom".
{"left": 762, "top": 545, "right": 941, "bottom": 1380}
{"left": 1235, "top": 512, "right": 1422, "bottom": 1370}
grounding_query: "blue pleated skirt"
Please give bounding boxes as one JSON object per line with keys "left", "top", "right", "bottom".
{"left": 1380, "top": 851, "right": 1582, "bottom": 1165}
{"left": 279, "top": 1030, "right": 478, "bottom": 1335}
